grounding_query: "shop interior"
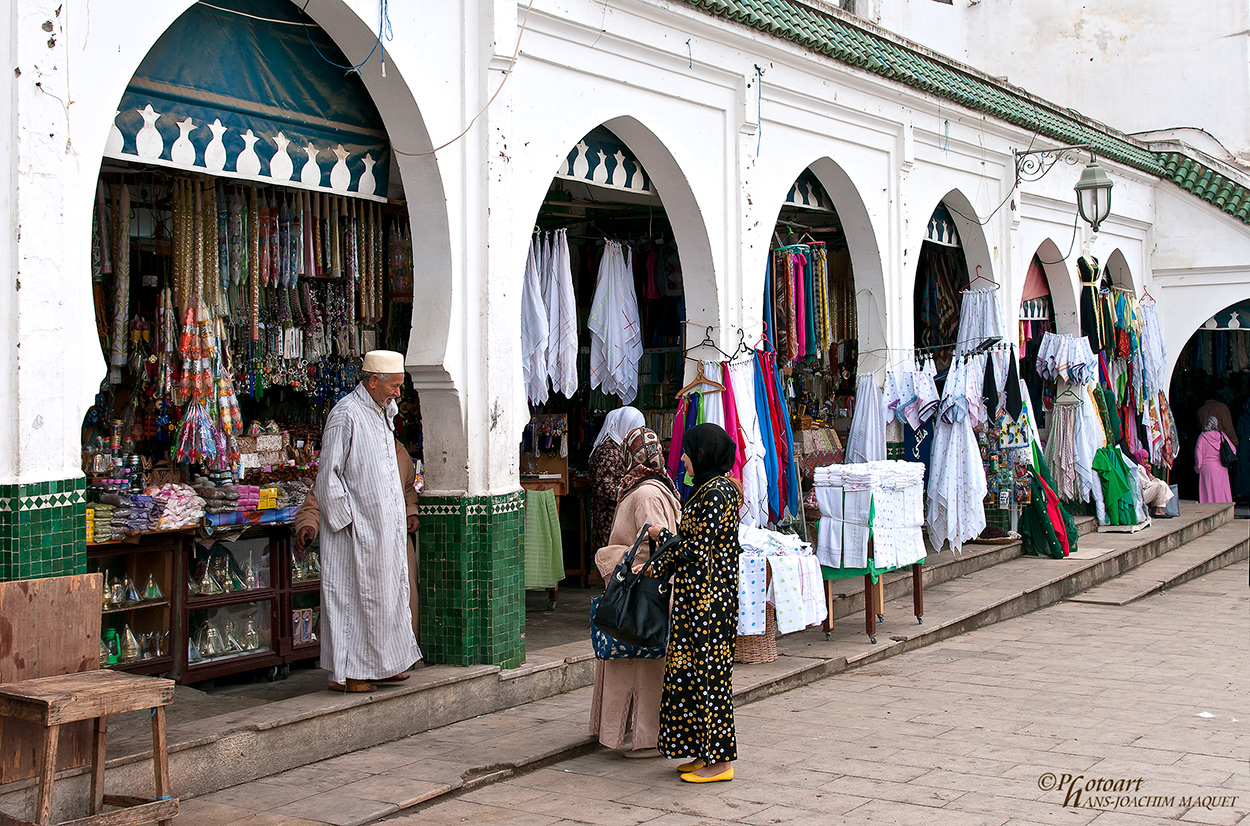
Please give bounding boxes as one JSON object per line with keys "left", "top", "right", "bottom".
{"left": 82, "top": 0, "right": 423, "bottom": 689}
{"left": 519, "top": 126, "right": 688, "bottom": 598}
{"left": 1167, "top": 302, "right": 1250, "bottom": 503}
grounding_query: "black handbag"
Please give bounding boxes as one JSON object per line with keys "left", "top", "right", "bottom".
{"left": 1221, "top": 436, "right": 1237, "bottom": 468}
{"left": 590, "top": 524, "right": 675, "bottom": 649}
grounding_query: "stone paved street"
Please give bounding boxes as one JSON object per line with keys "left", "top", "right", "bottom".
{"left": 381, "top": 561, "right": 1249, "bottom": 826}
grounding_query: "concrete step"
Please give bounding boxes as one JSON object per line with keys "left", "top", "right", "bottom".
{"left": 825, "top": 515, "right": 1099, "bottom": 623}
{"left": 0, "top": 504, "right": 1230, "bottom": 823}
{"left": 1067, "top": 521, "right": 1250, "bottom": 606}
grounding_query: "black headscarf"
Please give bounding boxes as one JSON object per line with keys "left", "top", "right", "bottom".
{"left": 682, "top": 423, "right": 736, "bottom": 491}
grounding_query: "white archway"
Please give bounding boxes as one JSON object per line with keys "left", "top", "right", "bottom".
{"left": 1105, "top": 248, "right": 1134, "bottom": 291}
{"left": 909, "top": 189, "right": 998, "bottom": 358}
{"left": 511, "top": 114, "right": 720, "bottom": 384}
{"left": 76, "top": 0, "right": 464, "bottom": 486}
{"left": 757, "top": 156, "right": 887, "bottom": 373}
{"left": 1028, "top": 239, "right": 1079, "bottom": 336}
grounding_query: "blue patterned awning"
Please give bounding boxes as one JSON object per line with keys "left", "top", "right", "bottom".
{"left": 556, "top": 127, "right": 652, "bottom": 193}
{"left": 1201, "top": 301, "right": 1250, "bottom": 331}
{"left": 925, "top": 204, "right": 961, "bottom": 248}
{"left": 105, "top": 0, "right": 389, "bottom": 201}
{"left": 785, "top": 169, "right": 833, "bottom": 211}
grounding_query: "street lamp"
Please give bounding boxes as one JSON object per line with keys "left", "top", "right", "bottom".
{"left": 1073, "top": 157, "right": 1113, "bottom": 233}
{"left": 1014, "top": 143, "right": 1115, "bottom": 233}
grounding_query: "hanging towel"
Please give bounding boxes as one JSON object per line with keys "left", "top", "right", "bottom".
{"left": 520, "top": 238, "right": 550, "bottom": 404}
{"left": 721, "top": 363, "right": 745, "bottom": 483}
{"left": 845, "top": 374, "right": 886, "bottom": 463}
{"left": 798, "top": 555, "right": 827, "bottom": 627}
{"left": 730, "top": 360, "right": 768, "bottom": 527}
{"left": 547, "top": 229, "right": 579, "bottom": 398}
{"left": 767, "top": 555, "right": 806, "bottom": 634}
{"left": 737, "top": 555, "right": 768, "bottom": 635}
{"left": 523, "top": 488, "right": 564, "bottom": 589}
{"left": 588, "top": 241, "right": 643, "bottom": 403}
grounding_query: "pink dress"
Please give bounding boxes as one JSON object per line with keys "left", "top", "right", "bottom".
{"left": 1195, "top": 431, "right": 1235, "bottom": 503}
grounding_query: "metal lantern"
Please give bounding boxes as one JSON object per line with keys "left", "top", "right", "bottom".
{"left": 1074, "top": 158, "right": 1114, "bottom": 233}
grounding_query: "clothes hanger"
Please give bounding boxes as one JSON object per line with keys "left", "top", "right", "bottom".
{"left": 677, "top": 360, "right": 724, "bottom": 396}
{"left": 754, "top": 320, "right": 775, "bottom": 353}
{"left": 690, "top": 325, "right": 735, "bottom": 361}
{"left": 964, "top": 264, "right": 999, "bottom": 290}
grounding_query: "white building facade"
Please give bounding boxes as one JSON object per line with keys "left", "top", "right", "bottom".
{"left": 3, "top": 0, "right": 1246, "bottom": 665}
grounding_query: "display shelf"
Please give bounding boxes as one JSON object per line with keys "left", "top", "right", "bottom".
{"left": 102, "top": 599, "right": 169, "bottom": 615}
{"left": 171, "top": 525, "right": 322, "bottom": 682}
{"left": 87, "top": 527, "right": 199, "bottom": 547}
{"left": 183, "top": 650, "right": 284, "bottom": 683}
{"left": 187, "top": 587, "right": 277, "bottom": 610}
{"left": 110, "top": 655, "right": 174, "bottom": 675}
{"left": 90, "top": 536, "right": 176, "bottom": 673}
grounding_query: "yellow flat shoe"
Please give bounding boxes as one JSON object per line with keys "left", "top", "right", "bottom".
{"left": 676, "top": 759, "right": 704, "bottom": 772}
{"left": 681, "top": 767, "right": 734, "bottom": 783}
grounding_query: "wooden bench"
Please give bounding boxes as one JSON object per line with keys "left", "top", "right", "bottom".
{"left": 0, "top": 670, "right": 176, "bottom": 826}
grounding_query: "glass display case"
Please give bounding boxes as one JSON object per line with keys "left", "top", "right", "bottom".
{"left": 177, "top": 530, "right": 283, "bottom": 682}
{"left": 188, "top": 601, "right": 273, "bottom": 664}
{"left": 189, "top": 536, "right": 273, "bottom": 596}
{"left": 280, "top": 536, "right": 322, "bottom": 663}
{"left": 87, "top": 534, "right": 177, "bottom": 675}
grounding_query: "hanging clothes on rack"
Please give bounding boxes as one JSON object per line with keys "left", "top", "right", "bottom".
{"left": 728, "top": 360, "right": 769, "bottom": 528}
{"left": 520, "top": 237, "right": 550, "bottom": 404}
{"left": 845, "top": 373, "right": 886, "bottom": 463}
{"left": 588, "top": 240, "right": 643, "bottom": 403}
{"left": 925, "top": 353, "right": 988, "bottom": 553}
{"left": 1043, "top": 401, "right": 1080, "bottom": 501}
{"left": 1078, "top": 255, "right": 1115, "bottom": 358}
{"left": 546, "top": 229, "right": 579, "bottom": 398}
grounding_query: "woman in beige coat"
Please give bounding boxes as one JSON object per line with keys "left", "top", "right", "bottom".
{"left": 590, "top": 426, "right": 681, "bottom": 757}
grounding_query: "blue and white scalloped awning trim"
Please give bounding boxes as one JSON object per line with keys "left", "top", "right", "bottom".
{"left": 104, "top": 0, "right": 389, "bottom": 200}
{"left": 556, "top": 127, "right": 652, "bottom": 194}
{"left": 105, "top": 102, "right": 388, "bottom": 201}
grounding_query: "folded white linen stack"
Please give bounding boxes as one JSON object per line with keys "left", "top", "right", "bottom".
{"left": 870, "top": 461, "right": 926, "bottom": 568}
{"left": 815, "top": 460, "right": 927, "bottom": 569}
{"left": 813, "top": 464, "right": 873, "bottom": 568}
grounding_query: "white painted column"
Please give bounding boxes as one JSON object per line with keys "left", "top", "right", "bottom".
{"left": 0, "top": 0, "right": 104, "bottom": 486}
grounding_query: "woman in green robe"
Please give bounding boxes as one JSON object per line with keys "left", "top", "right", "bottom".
{"left": 644, "top": 423, "right": 741, "bottom": 784}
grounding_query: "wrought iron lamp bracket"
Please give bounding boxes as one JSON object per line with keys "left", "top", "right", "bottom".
{"left": 1013, "top": 143, "right": 1095, "bottom": 185}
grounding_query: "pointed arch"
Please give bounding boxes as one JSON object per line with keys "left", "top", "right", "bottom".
{"left": 1029, "top": 239, "right": 1079, "bottom": 336}
{"left": 79, "top": 0, "right": 462, "bottom": 486}
{"left": 936, "top": 189, "right": 995, "bottom": 287}
{"left": 1105, "top": 248, "right": 1134, "bottom": 292}
{"left": 513, "top": 113, "right": 719, "bottom": 345}
{"left": 759, "top": 157, "right": 887, "bottom": 372}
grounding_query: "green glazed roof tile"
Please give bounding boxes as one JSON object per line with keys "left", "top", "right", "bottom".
{"left": 677, "top": 0, "right": 1250, "bottom": 225}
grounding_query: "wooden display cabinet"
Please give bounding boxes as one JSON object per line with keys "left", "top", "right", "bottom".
{"left": 279, "top": 529, "right": 322, "bottom": 664}
{"left": 86, "top": 534, "right": 178, "bottom": 676}
{"left": 174, "top": 530, "right": 283, "bottom": 683}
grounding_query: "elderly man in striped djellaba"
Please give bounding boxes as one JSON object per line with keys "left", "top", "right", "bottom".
{"left": 314, "top": 350, "right": 423, "bottom": 692}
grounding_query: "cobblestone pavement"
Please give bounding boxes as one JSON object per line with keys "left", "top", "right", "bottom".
{"left": 382, "top": 561, "right": 1249, "bottom": 826}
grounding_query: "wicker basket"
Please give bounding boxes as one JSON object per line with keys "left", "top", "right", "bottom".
{"left": 734, "top": 603, "right": 778, "bottom": 663}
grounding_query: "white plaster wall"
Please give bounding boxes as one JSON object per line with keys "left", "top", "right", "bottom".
{"left": 5, "top": 0, "right": 1229, "bottom": 495}
{"left": 883, "top": 0, "right": 1250, "bottom": 158}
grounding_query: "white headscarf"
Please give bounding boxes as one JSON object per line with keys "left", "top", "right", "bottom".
{"left": 592, "top": 406, "right": 645, "bottom": 452}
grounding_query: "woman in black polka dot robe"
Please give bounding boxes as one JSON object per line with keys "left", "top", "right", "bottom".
{"left": 646, "top": 423, "right": 742, "bottom": 783}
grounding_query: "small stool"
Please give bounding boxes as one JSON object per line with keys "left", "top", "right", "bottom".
{"left": 0, "top": 670, "right": 177, "bottom": 826}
